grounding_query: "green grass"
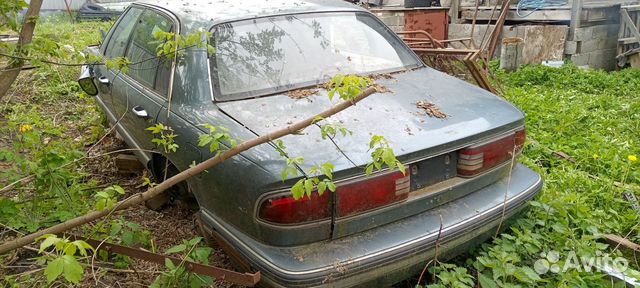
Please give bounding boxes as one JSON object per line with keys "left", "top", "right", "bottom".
{"left": 0, "top": 16, "right": 113, "bottom": 233}
{"left": 425, "top": 65, "right": 640, "bottom": 287}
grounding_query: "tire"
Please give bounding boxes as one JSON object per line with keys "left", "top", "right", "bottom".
{"left": 145, "top": 156, "right": 191, "bottom": 210}
{"left": 404, "top": 0, "right": 432, "bottom": 8}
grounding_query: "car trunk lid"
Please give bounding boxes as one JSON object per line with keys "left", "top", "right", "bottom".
{"left": 217, "top": 67, "right": 525, "bottom": 238}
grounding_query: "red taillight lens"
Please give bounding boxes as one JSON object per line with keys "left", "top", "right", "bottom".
{"left": 258, "top": 191, "right": 330, "bottom": 224}
{"left": 457, "top": 128, "right": 526, "bottom": 177}
{"left": 259, "top": 170, "right": 410, "bottom": 224}
{"left": 336, "top": 171, "right": 409, "bottom": 217}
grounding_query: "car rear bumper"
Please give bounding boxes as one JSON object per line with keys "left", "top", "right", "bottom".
{"left": 200, "top": 164, "right": 542, "bottom": 287}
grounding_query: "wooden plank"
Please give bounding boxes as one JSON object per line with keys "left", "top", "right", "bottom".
{"left": 450, "top": 0, "right": 460, "bottom": 23}
{"left": 603, "top": 234, "right": 640, "bottom": 253}
{"left": 461, "top": 9, "right": 572, "bottom": 21}
{"left": 115, "top": 154, "right": 145, "bottom": 174}
{"left": 619, "top": 36, "right": 640, "bottom": 44}
{"left": 622, "top": 4, "right": 640, "bottom": 11}
{"left": 621, "top": 9, "right": 640, "bottom": 44}
{"left": 522, "top": 25, "right": 568, "bottom": 64}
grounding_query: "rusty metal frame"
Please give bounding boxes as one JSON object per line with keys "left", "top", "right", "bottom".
{"left": 398, "top": 30, "right": 474, "bottom": 49}
{"left": 411, "top": 46, "right": 496, "bottom": 94}
{"left": 71, "top": 235, "right": 261, "bottom": 287}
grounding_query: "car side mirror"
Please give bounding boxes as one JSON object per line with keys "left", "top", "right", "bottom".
{"left": 99, "top": 28, "right": 107, "bottom": 41}
{"left": 78, "top": 65, "right": 99, "bottom": 96}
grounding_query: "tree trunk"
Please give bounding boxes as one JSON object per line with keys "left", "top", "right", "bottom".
{"left": 0, "top": 87, "right": 378, "bottom": 254}
{"left": 0, "top": 0, "right": 43, "bottom": 99}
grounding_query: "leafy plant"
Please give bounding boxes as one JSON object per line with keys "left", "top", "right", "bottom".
{"left": 197, "top": 123, "right": 237, "bottom": 156}
{"left": 421, "top": 263, "right": 476, "bottom": 288}
{"left": 153, "top": 30, "right": 215, "bottom": 60}
{"left": 327, "top": 74, "right": 372, "bottom": 101}
{"left": 148, "top": 123, "right": 179, "bottom": 153}
{"left": 94, "top": 185, "right": 125, "bottom": 211}
{"left": 424, "top": 64, "right": 640, "bottom": 287}
{"left": 36, "top": 234, "right": 94, "bottom": 284}
{"left": 366, "top": 135, "right": 406, "bottom": 176}
{"left": 290, "top": 163, "right": 337, "bottom": 200}
{"left": 151, "top": 237, "right": 214, "bottom": 288}
{"left": 318, "top": 122, "right": 352, "bottom": 140}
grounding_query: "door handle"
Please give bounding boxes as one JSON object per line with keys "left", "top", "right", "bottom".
{"left": 131, "top": 106, "right": 148, "bottom": 118}
{"left": 98, "top": 76, "right": 110, "bottom": 85}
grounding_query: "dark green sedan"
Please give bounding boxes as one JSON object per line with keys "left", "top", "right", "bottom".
{"left": 78, "top": 0, "right": 543, "bottom": 286}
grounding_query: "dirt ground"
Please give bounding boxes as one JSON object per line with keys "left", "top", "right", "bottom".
{"left": 0, "top": 67, "right": 241, "bottom": 287}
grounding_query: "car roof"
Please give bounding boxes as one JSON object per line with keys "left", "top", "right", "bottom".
{"left": 135, "top": 0, "right": 365, "bottom": 34}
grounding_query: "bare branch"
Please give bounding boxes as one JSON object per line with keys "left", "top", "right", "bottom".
{"left": 0, "top": 87, "right": 378, "bottom": 255}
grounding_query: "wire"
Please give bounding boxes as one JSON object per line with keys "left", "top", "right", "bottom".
{"left": 516, "top": 0, "right": 568, "bottom": 18}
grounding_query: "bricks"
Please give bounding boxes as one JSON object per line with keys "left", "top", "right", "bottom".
{"left": 570, "top": 49, "right": 618, "bottom": 70}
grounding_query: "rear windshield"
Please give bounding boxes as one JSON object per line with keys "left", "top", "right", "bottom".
{"left": 210, "top": 12, "right": 421, "bottom": 101}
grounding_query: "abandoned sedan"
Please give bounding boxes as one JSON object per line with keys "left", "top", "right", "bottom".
{"left": 78, "top": 0, "right": 542, "bottom": 286}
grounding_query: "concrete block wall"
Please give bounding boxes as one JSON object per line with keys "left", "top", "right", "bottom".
{"left": 566, "top": 23, "right": 620, "bottom": 70}
{"left": 373, "top": 10, "right": 406, "bottom": 32}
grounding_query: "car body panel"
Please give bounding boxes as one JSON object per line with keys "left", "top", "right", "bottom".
{"left": 200, "top": 164, "right": 542, "bottom": 287}
{"left": 216, "top": 68, "right": 524, "bottom": 173}
{"left": 83, "top": 1, "right": 543, "bottom": 286}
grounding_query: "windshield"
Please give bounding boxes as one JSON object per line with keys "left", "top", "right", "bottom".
{"left": 211, "top": 12, "right": 421, "bottom": 101}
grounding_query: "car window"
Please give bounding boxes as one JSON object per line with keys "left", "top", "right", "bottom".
{"left": 125, "top": 10, "right": 173, "bottom": 94}
{"left": 211, "top": 12, "right": 421, "bottom": 101}
{"left": 104, "top": 7, "right": 142, "bottom": 58}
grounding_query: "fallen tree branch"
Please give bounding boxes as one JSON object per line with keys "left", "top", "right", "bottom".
{"left": 0, "top": 87, "right": 378, "bottom": 255}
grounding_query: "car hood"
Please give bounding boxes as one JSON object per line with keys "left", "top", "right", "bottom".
{"left": 216, "top": 68, "right": 524, "bottom": 177}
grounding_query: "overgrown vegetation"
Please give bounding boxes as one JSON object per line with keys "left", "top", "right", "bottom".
{"left": 0, "top": 15, "right": 211, "bottom": 287}
{"left": 419, "top": 64, "right": 640, "bottom": 287}
{"left": 1, "top": 9, "right": 640, "bottom": 288}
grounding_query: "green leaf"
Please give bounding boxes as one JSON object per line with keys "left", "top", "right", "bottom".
{"left": 366, "top": 164, "right": 374, "bottom": 176}
{"left": 45, "top": 258, "right": 64, "bottom": 283}
{"left": 39, "top": 235, "right": 60, "bottom": 253}
{"left": 113, "top": 185, "right": 125, "bottom": 195}
{"left": 478, "top": 272, "right": 497, "bottom": 288}
{"left": 165, "top": 258, "right": 176, "bottom": 270}
{"left": 514, "top": 266, "right": 542, "bottom": 283}
{"left": 397, "top": 162, "right": 406, "bottom": 175}
{"left": 188, "top": 237, "right": 203, "bottom": 246}
{"left": 72, "top": 240, "right": 93, "bottom": 257}
{"left": 327, "top": 181, "right": 337, "bottom": 192}
{"left": 291, "top": 179, "right": 305, "bottom": 200}
{"left": 304, "top": 179, "right": 314, "bottom": 197}
{"left": 63, "top": 243, "right": 77, "bottom": 256}
{"left": 317, "top": 181, "right": 327, "bottom": 195}
{"left": 121, "top": 231, "right": 135, "bottom": 246}
{"left": 165, "top": 244, "right": 187, "bottom": 254}
{"left": 61, "top": 255, "right": 84, "bottom": 283}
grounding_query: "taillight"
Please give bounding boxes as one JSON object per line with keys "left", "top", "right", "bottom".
{"left": 336, "top": 170, "right": 409, "bottom": 217}
{"left": 258, "top": 191, "right": 330, "bottom": 224}
{"left": 258, "top": 170, "right": 410, "bottom": 224}
{"left": 457, "top": 128, "right": 526, "bottom": 177}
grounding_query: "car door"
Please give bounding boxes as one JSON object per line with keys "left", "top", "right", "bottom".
{"left": 114, "top": 9, "right": 175, "bottom": 153}
{"left": 94, "top": 6, "right": 143, "bottom": 112}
